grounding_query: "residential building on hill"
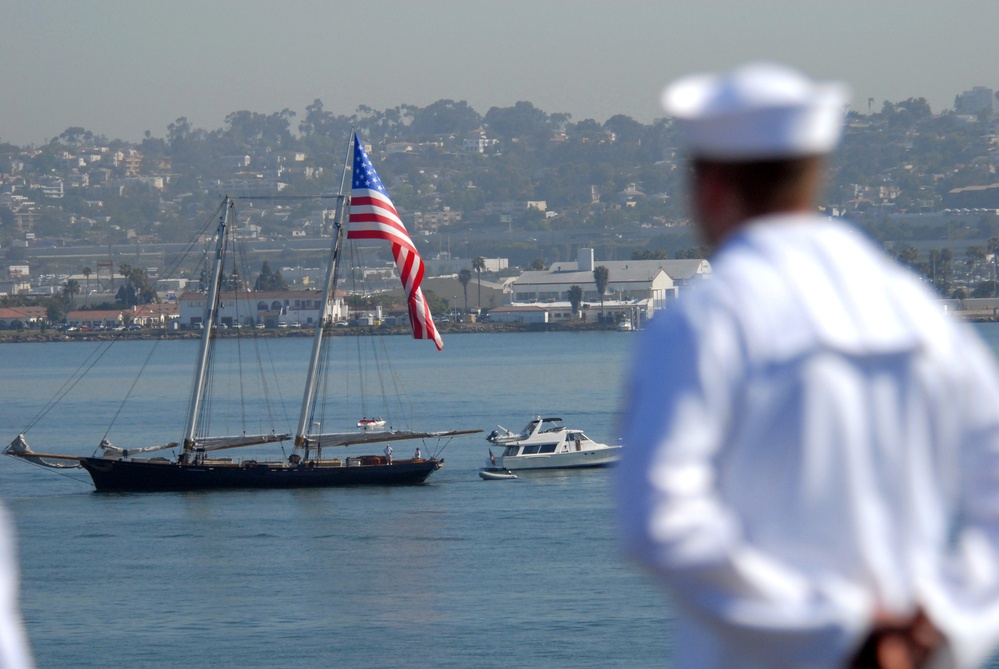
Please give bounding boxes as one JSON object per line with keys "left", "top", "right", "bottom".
{"left": 956, "top": 86, "right": 996, "bottom": 116}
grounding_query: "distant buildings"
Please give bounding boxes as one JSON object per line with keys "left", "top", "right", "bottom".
{"left": 0, "top": 306, "right": 47, "bottom": 328}
{"left": 177, "top": 289, "right": 341, "bottom": 329}
{"left": 944, "top": 183, "right": 999, "bottom": 209}
{"left": 956, "top": 86, "right": 996, "bottom": 116}
{"left": 507, "top": 248, "right": 711, "bottom": 324}
{"left": 462, "top": 129, "right": 494, "bottom": 154}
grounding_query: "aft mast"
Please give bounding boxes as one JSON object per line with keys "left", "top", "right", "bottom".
{"left": 294, "top": 136, "right": 354, "bottom": 455}
{"left": 294, "top": 196, "right": 346, "bottom": 454}
{"left": 182, "top": 197, "right": 232, "bottom": 461}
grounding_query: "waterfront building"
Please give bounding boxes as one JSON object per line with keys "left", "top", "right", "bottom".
{"left": 508, "top": 248, "right": 711, "bottom": 323}
{"left": 177, "top": 289, "right": 344, "bottom": 328}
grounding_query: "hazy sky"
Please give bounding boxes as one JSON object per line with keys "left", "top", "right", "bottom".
{"left": 2, "top": 1, "right": 998, "bottom": 146}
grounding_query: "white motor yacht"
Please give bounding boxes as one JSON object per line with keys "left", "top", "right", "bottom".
{"left": 485, "top": 416, "right": 620, "bottom": 470}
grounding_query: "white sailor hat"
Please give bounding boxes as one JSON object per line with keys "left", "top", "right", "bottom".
{"left": 661, "top": 62, "right": 849, "bottom": 160}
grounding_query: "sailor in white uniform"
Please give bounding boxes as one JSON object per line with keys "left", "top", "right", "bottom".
{"left": 0, "top": 505, "right": 33, "bottom": 668}
{"left": 616, "top": 62, "right": 999, "bottom": 669}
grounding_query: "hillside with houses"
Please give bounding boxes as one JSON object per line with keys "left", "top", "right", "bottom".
{"left": 2, "top": 86, "right": 999, "bottom": 331}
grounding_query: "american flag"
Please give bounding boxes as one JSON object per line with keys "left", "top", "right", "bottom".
{"left": 348, "top": 134, "right": 443, "bottom": 350}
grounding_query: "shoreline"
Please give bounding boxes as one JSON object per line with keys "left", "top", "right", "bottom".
{"left": 3, "top": 311, "right": 997, "bottom": 344}
{"left": 0, "top": 321, "right": 628, "bottom": 344}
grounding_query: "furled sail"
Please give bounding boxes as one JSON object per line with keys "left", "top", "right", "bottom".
{"left": 305, "top": 429, "right": 481, "bottom": 449}
{"left": 193, "top": 433, "right": 292, "bottom": 452}
{"left": 5, "top": 434, "right": 82, "bottom": 469}
{"left": 98, "top": 437, "right": 178, "bottom": 459}
{"left": 95, "top": 434, "right": 289, "bottom": 459}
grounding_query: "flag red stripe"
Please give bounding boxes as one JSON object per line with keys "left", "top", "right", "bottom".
{"left": 350, "top": 194, "right": 398, "bottom": 215}
{"left": 347, "top": 212, "right": 417, "bottom": 253}
{"left": 345, "top": 228, "right": 417, "bottom": 253}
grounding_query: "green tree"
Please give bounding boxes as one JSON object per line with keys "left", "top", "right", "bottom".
{"left": 408, "top": 99, "right": 483, "bottom": 136}
{"left": 927, "top": 248, "right": 953, "bottom": 296}
{"left": 45, "top": 301, "right": 63, "bottom": 325}
{"left": 990, "top": 237, "right": 999, "bottom": 296}
{"left": 219, "top": 109, "right": 296, "bottom": 152}
{"left": 484, "top": 101, "right": 559, "bottom": 145}
{"left": 472, "top": 256, "right": 486, "bottom": 309}
{"left": 593, "top": 265, "right": 610, "bottom": 321}
{"left": 422, "top": 290, "right": 448, "bottom": 318}
{"left": 458, "top": 269, "right": 472, "bottom": 313}
{"left": 62, "top": 279, "right": 80, "bottom": 310}
{"left": 894, "top": 246, "right": 920, "bottom": 271}
{"left": 254, "top": 261, "right": 288, "bottom": 291}
{"left": 568, "top": 285, "right": 583, "bottom": 320}
{"left": 967, "top": 245, "right": 988, "bottom": 284}
{"left": 116, "top": 264, "right": 156, "bottom": 307}
{"left": 298, "top": 99, "right": 353, "bottom": 157}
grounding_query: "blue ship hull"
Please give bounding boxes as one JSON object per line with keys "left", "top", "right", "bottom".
{"left": 80, "top": 457, "right": 442, "bottom": 492}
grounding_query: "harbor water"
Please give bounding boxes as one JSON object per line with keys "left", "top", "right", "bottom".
{"left": 0, "top": 330, "right": 672, "bottom": 668}
{"left": 6, "top": 325, "right": 999, "bottom": 668}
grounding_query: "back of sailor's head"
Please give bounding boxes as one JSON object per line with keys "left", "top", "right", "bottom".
{"left": 660, "top": 62, "right": 849, "bottom": 162}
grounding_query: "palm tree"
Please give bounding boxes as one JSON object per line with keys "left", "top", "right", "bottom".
{"left": 458, "top": 269, "right": 472, "bottom": 314}
{"left": 990, "top": 236, "right": 999, "bottom": 297}
{"left": 472, "top": 256, "right": 486, "bottom": 309}
{"left": 568, "top": 285, "right": 583, "bottom": 320}
{"left": 967, "top": 245, "right": 988, "bottom": 287}
{"left": 82, "top": 266, "right": 92, "bottom": 306}
{"left": 593, "top": 265, "right": 610, "bottom": 322}
{"left": 62, "top": 279, "right": 80, "bottom": 310}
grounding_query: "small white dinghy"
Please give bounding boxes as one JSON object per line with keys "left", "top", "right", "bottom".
{"left": 357, "top": 417, "right": 386, "bottom": 430}
{"left": 479, "top": 468, "right": 518, "bottom": 481}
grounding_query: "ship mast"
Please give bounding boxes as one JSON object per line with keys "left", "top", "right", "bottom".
{"left": 294, "top": 196, "right": 345, "bottom": 453}
{"left": 182, "top": 197, "right": 232, "bottom": 458}
{"left": 294, "top": 135, "right": 354, "bottom": 454}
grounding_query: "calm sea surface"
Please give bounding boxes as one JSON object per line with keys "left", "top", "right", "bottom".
{"left": 0, "top": 330, "right": 671, "bottom": 669}
{"left": 5, "top": 325, "right": 999, "bottom": 668}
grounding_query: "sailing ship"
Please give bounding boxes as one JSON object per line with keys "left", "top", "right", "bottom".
{"left": 6, "top": 135, "right": 480, "bottom": 492}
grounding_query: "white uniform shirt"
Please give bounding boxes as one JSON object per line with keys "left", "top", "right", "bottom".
{"left": 617, "top": 214, "right": 999, "bottom": 669}
{"left": 0, "top": 506, "right": 32, "bottom": 669}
